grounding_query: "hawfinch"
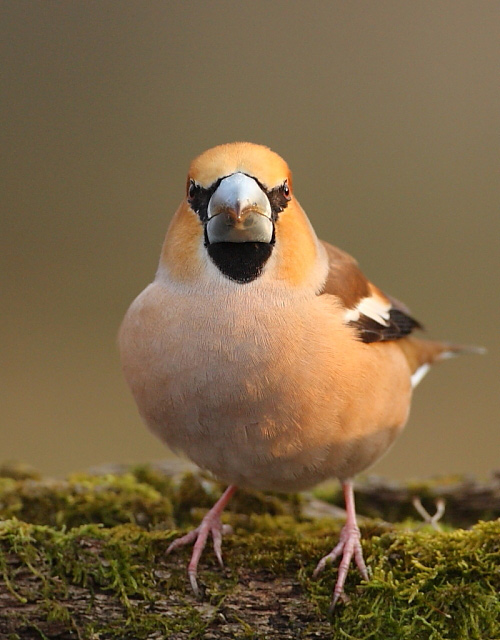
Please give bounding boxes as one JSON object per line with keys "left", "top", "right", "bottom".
{"left": 119, "top": 142, "right": 479, "bottom": 607}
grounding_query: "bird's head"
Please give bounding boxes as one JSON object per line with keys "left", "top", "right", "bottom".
{"left": 159, "top": 142, "right": 327, "bottom": 292}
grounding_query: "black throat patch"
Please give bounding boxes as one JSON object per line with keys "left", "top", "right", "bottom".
{"left": 206, "top": 242, "right": 273, "bottom": 284}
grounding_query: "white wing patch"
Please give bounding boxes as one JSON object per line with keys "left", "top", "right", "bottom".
{"left": 344, "top": 294, "right": 391, "bottom": 327}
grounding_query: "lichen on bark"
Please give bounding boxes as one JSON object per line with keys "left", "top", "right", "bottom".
{"left": 0, "top": 462, "right": 498, "bottom": 639}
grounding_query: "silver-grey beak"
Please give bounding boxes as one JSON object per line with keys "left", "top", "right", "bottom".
{"left": 206, "top": 173, "right": 273, "bottom": 244}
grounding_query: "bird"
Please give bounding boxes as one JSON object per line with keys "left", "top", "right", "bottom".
{"left": 119, "top": 142, "right": 481, "bottom": 608}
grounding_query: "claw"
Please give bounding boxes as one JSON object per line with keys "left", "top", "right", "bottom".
{"left": 189, "top": 568, "right": 200, "bottom": 597}
{"left": 212, "top": 526, "right": 224, "bottom": 567}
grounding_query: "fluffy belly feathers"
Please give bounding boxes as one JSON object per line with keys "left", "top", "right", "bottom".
{"left": 119, "top": 283, "right": 411, "bottom": 491}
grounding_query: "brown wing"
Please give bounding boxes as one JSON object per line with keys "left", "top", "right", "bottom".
{"left": 320, "top": 241, "right": 422, "bottom": 344}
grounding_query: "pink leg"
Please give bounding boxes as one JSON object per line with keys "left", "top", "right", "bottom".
{"left": 313, "top": 480, "right": 369, "bottom": 610}
{"left": 167, "top": 485, "right": 237, "bottom": 596}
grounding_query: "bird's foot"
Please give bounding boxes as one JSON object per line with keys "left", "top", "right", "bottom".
{"left": 166, "top": 485, "right": 236, "bottom": 596}
{"left": 313, "top": 520, "right": 369, "bottom": 609}
{"left": 312, "top": 480, "right": 369, "bottom": 611}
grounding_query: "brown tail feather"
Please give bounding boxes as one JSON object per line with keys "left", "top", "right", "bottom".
{"left": 398, "top": 337, "right": 486, "bottom": 375}
{"left": 438, "top": 343, "right": 487, "bottom": 359}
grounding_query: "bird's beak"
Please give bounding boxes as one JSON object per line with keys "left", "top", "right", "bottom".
{"left": 206, "top": 173, "right": 274, "bottom": 244}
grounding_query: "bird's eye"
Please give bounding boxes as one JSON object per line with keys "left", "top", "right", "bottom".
{"left": 188, "top": 180, "right": 196, "bottom": 199}
{"left": 283, "top": 181, "right": 291, "bottom": 199}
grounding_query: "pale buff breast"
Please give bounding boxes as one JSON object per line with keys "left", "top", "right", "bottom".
{"left": 119, "top": 281, "right": 412, "bottom": 492}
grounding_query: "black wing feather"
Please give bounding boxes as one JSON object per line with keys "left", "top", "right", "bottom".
{"left": 350, "top": 308, "right": 423, "bottom": 344}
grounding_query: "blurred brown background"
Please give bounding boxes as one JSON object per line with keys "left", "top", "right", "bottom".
{"left": 1, "top": 2, "right": 498, "bottom": 480}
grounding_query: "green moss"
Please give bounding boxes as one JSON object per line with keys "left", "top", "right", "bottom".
{"left": 0, "top": 461, "right": 41, "bottom": 481}
{"left": 0, "top": 473, "right": 173, "bottom": 529}
{"left": 130, "top": 463, "right": 175, "bottom": 497}
{"left": 229, "top": 488, "right": 302, "bottom": 520}
{"left": 0, "top": 465, "right": 499, "bottom": 639}
{"left": 310, "top": 520, "right": 500, "bottom": 639}
{"left": 173, "top": 472, "right": 217, "bottom": 525}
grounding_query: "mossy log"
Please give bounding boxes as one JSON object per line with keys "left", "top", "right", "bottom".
{"left": 0, "top": 462, "right": 499, "bottom": 640}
